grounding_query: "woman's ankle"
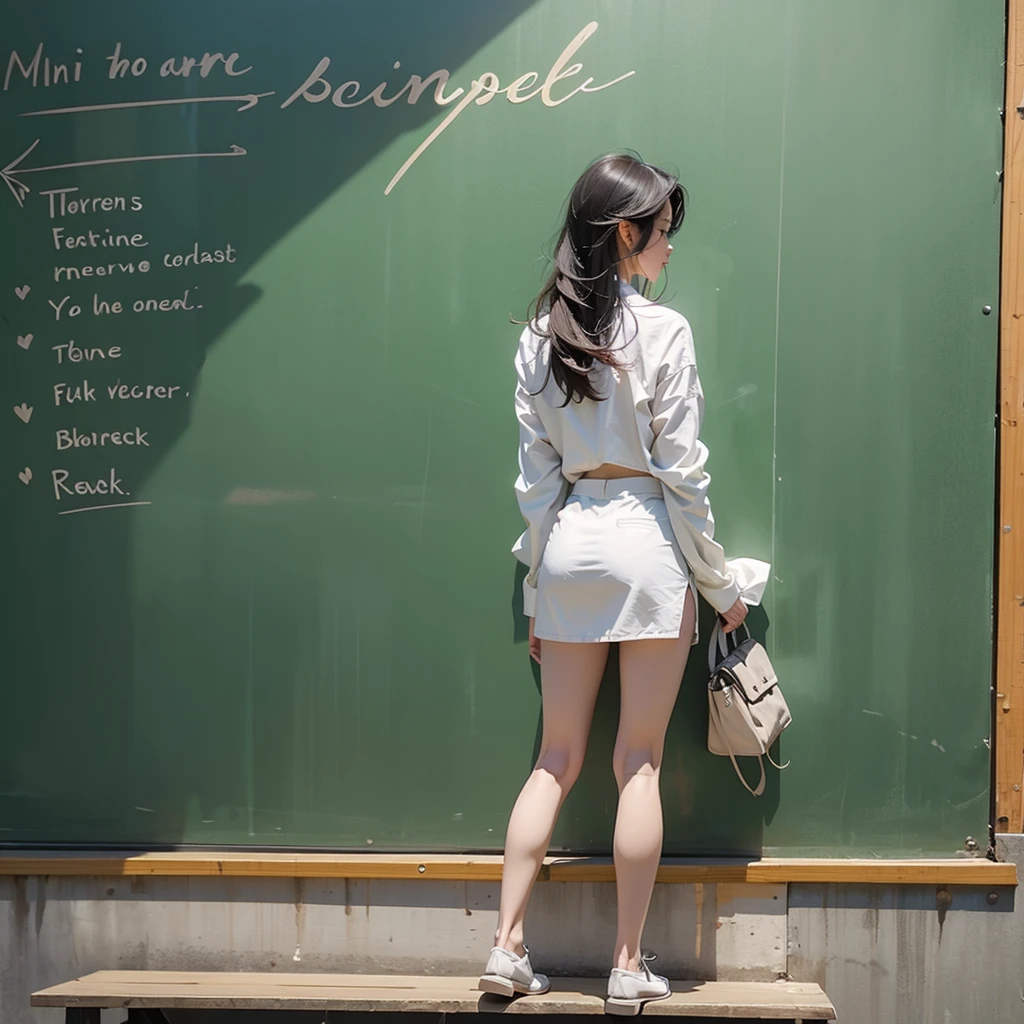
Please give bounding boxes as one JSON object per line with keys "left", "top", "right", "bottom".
{"left": 493, "top": 932, "right": 526, "bottom": 957}
{"left": 613, "top": 947, "right": 640, "bottom": 972}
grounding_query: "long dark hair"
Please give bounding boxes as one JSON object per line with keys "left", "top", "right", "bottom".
{"left": 526, "top": 153, "right": 686, "bottom": 404}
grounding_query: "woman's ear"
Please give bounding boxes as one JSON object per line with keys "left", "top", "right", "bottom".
{"left": 617, "top": 219, "right": 634, "bottom": 252}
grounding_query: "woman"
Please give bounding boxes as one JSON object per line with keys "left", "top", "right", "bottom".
{"left": 478, "top": 153, "right": 766, "bottom": 1014}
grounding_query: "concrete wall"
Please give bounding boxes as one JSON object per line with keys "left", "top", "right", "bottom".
{"left": 0, "top": 876, "right": 785, "bottom": 1024}
{"left": 786, "top": 835, "right": 1024, "bottom": 1024}
{"left": 0, "top": 842, "right": 1020, "bottom": 1024}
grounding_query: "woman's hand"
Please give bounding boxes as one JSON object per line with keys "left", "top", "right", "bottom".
{"left": 720, "top": 598, "right": 748, "bottom": 634}
{"left": 528, "top": 618, "right": 541, "bottom": 664}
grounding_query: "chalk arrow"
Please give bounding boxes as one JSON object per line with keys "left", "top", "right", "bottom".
{"left": 2, "top": 138, "right": 248, "bottom": 207}
{"left": 0, "top": 140, "right": 35, "bottom": 206}
{"left": 20, "top": 92, "right": 276, "bottom": 117}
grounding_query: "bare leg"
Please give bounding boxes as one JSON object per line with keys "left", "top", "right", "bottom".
{"left": 493, "top": 639, "right": 608, "bottom": 953}
{"left": 611, "top": 590, "right": 697, "bottom": 971}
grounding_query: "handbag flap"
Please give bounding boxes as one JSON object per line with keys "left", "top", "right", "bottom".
{"left": 712, "top": 639, "right": 779, "bottom": 705}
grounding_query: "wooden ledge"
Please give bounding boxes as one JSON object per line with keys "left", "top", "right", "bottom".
{"left": 0, "top": 851, "right": 1016, "bottom": 885}
{"left": 32, "top": 970, "right": 836, "bottom": 1019}
{"left": 550, "top": 857, "right": 1019, "bottom": 886}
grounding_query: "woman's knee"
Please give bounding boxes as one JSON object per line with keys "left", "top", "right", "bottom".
{"left": 612, "top": 743, "right": 663, "bottom": 787}
{"left": 534, "top": 745, "right": 586, "bottom": 787}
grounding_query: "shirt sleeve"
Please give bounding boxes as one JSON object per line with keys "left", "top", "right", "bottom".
{"left": 511, "top": 348, "right": 568, "bottom": 618}
{"left": 648, "top": 357, "right": 742, "bottom": 615}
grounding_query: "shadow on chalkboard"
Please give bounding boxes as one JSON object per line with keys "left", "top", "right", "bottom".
{"left": 2, "top": 0, "right": 547, "bottom": 849}
{"left": 512, "top": 564, "right": 775, "bottom": 857}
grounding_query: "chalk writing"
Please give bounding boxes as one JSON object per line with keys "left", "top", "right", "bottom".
{"left": 54, "top": 261, "right": 151, "bottom": 282}
{"left": 3, "top": 21, "right": 632, "bottom": 197}
{"left": 3, "top": 43, "right": 83, "bottom": 90}
{"left": 52, "top": 341, "right": 121, "bottom": 364}
{"left": 47, "top": 289, "right": 198, "bottom": 319}
{"left": 52, "top": 226, "right": 147, "bottom": 249}
{"left": 51, "top": 467, "right": 126, "bottom": 499}
{"left": 56, "top": 426, "right": 149, "bottom": 449}
{"left": 106, "top": 381, "right": 181, "bottom": 400}
{"left": 41, "top": 186, "right": 143, "bottom": 217}
{"left": 53, "top": 380, "right": 96, "bottom": 405}
{"left": 281, "top": 22, "right": 634, "bottom": 194}
{"left": 163, "top": 242, "right": 236, "bottom": 267}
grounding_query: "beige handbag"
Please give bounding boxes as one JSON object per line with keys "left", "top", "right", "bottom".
{"left": 707, "top": 621, "right": 791, "bottom": 796}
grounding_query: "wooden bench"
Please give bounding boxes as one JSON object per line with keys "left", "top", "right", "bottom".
{"left": 33, "top": 971, "right": 836, "bottom": 1022}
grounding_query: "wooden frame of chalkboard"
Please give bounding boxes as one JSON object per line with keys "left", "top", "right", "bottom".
{"left": 0, "top": 851, "right": 1016, "bottom": 886}
{"left": 997, "top": 0, "right": 1024, "bottom": 835}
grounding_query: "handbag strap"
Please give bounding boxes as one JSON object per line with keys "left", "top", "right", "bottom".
{"left": 707, "top": 618, "right": 751, "bottom": 674}
{"left": 708, "top": 690, "right": 766, "bottom": 796}
{"left": 729, "top": 750, "right": 767, "bottom": 797}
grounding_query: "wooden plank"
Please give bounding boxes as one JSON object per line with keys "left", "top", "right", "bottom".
{"left": 30, "top": 972, "right": 836, "bottom": 1019}
{"left": 0, "top": 851, "right": 1015, "bottom": 885}
{"left": 0, "top": 852, "right": 512, "bottom": 881}
{"left": 999, "top": 0, "right": 1024, "bottom": 836}
{"left": 70, "top": 970, "right": 476, "bottom": 985}
{"left": 549, "top": 858, "right": 1018, "bottom": 886}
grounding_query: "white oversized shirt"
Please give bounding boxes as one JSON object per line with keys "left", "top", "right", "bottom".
{"left": 512, "top": 280, "right": 768, "bottom": 618}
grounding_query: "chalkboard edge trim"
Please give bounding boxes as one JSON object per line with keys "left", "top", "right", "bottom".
{"left": 0, "top": 852, "right": 1015, "bottom": 886}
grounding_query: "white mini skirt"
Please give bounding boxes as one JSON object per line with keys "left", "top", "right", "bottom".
{"left": 534, "top": 477, "right": 697, "bottom": 644}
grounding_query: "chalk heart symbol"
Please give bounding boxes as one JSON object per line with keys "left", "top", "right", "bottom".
{"left": 14, "top": 285, "right": 30, "bottom": 300}
{"left": 18, "top": 468, "right": 32, "bottom": 485}
{"left": 16, "top": 334, "right": 32, "bottom": 349}
{"left": 14, "top": 403, "right": 32, "bottom": 424}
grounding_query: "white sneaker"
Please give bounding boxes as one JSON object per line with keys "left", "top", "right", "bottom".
{"left": 478, "top": 945, "right": 551, "bottom": 997}
{"left": 605, "top": 952, "right": 671, "bottom": 1015}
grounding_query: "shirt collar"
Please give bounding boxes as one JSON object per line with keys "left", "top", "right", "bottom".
{"left": 617, "top": 277, "right": 640, "bottom": 298}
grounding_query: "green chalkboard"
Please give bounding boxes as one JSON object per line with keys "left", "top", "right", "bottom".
{"left": 0, "top": 0, "right": 1004, "bottom": 856}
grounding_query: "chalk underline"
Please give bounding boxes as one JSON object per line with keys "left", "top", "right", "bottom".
{"left": 58, "top": 500, "right": 152, "bottom": 516}
{"left": 20, "top": 93, "right": 275, "bottom": 117}
{"left": 18, "top": 145, "right": 247, "bottom": 176}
